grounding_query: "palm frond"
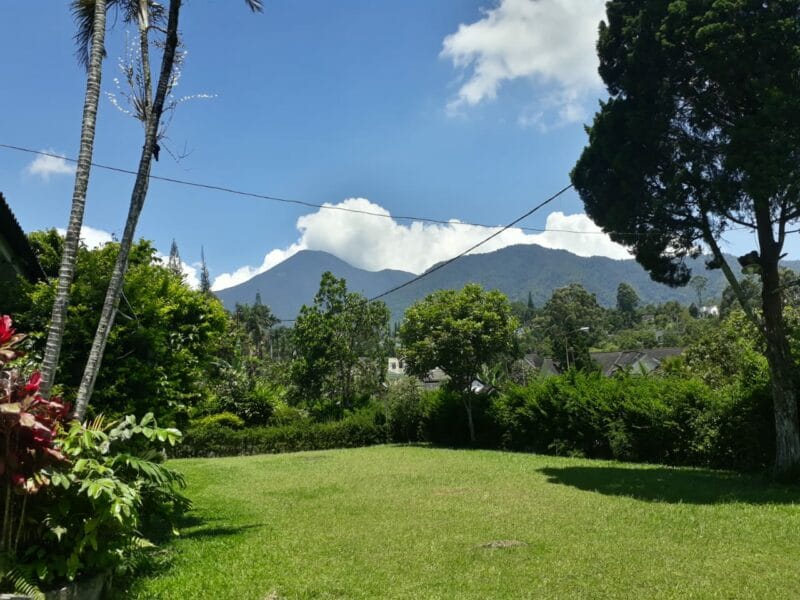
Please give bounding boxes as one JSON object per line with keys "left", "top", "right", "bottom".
{"left": 70, "top": 0, "right": 134, "bottom": 70}
{"left": 70, "top": 0, "right": 97, "bottom": 70}
{"left": 245, "top": 0, "right": 264, "bottom": 12}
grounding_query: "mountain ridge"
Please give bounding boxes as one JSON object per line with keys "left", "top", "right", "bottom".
{"left": 214, "top": 246, "right": 800, "bottom": 322}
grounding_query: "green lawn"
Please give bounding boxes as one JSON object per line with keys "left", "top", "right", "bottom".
{"left": 125, "top": 446, "right": 800, "bottom": 599}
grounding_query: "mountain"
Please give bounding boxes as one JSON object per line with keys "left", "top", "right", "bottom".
{"left": 214, "top": 250, "right": 414, "bottom": 320}
{"left": 215, "top": 246, "right": 800, "bottom": 323}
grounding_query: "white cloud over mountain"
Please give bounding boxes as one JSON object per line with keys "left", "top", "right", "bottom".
{"left": 211, "top": 198, "right": 630, "bottom": 291}
{"left": 441, "top": 0, "right": 606, "bottom": 127}
{"left": 26, "top": 150, "right": 76, "bottom": 180}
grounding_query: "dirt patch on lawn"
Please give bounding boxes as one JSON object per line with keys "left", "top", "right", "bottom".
{"left": 433, "top": 487, "right": 475, "bottom": 497}
{"left": 477, "top": 540, "right": 528, "bottom": 549}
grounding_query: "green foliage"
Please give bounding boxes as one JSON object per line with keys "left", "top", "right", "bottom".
{"left": 540, "top": 283, "right": 604, "bottom": 369}
{"left": 178, "top": 412, "right": 386, "bottom": 458}
{"left": 33, "top": 413, "right": 188, "bottom": 585}
{"left": 290, "top": 272, "right": 390, "bottom": 411}
{"left": 233, "top": 294, "right": 278, "bottom": 361}
{"left": 400, "top": 284, "right": 519, "bottom": 391}
{"left": 190, "top": 412, "right": 245, "bottom": 430}
{"left": 615, "top": 282, "right": 639, "bottom": 327}
{"left": 490, "top": 372, "right": 771, "bottom": 470}
{"left": 13, "top": 234, "right": 228, "bottom": 425}
{"left": 383, "top": 376, "right": 426, "bottom": 443}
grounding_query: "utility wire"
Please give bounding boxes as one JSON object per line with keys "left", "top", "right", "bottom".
{"left": 2, "top": 142, "right": 669, "bottom": 238}
{"left": 369, "top": 184, "right": 572, "bottom": 302}
{"left": 274, "top": 184, "right": 573, "bottom": 322}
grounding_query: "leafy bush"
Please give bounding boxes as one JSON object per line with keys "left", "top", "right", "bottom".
{"left": 384, "top": 377, "right": 426, "bottom": 443}
{"left": 489, "top": 371, "right": 772, "bottom": 470}
{"left": 0, "top": 315, "right": 190, "bottom": 596}
{"left": 36, "top": 413, "right": 187, "bottom": 587}
{"left": 177, "top": 412, "right": 386, "bottom": 458}
{"left": 190, "top": 412, "right": 245, "bottom": 430}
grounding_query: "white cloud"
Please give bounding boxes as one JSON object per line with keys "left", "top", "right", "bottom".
{"left": 212, "top": 198, "right": 630, "bottom": 290}
{"left": 180, "top": 262, "right": 201, "bottom": 290}
{"left": 154, "top": 253, "right": 202, "bottom": 290}
{"left": 25, "top": 150, "right": 76, "bottom": 180}
{"left": 56, "top": 225, "right": 113, "bottom": 249}
{"left": 441, "top": 0, "right": 606, "bottom": 127}
{"left": 212, "top": 244, "right": 304, "bottom": 291}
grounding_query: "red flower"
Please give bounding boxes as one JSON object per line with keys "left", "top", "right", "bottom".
{"left": 0, "top": 315, "right": 14, "bottom": 345}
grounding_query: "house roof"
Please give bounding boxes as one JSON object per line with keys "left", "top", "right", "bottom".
{"left": 590, "top": 347, "right": 684, "bottom": 376}
{"left": 0, "top": 193, "right": 46, "bottom": 281}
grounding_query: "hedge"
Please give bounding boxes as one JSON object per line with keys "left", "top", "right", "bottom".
{"left": 175, "top": 413, "right": 386, "bottom": 458}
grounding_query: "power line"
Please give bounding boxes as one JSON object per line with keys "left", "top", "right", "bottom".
{"left": 2, "top": 142, "right": 665, "bottom": 238}
{"left": 273, "top": 184, "right": 573, "bottom": 322}
{"left": 369, "top": 185, "right": 572, "bottom": 302}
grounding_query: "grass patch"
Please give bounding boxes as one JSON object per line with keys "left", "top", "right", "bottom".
{"left": 123, "top": 446, "right": 800, "bottom": 599}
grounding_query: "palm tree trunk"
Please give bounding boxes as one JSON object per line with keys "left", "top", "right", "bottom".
{"left": 72, "top": 0, "right": 182, "bottom": 421}
{"left": 40, "top": 0, "right": 107, "bottom": 396}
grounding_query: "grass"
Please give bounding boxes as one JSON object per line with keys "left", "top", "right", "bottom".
{"left": 124, "top": 446, "right": 800, "bottom": 599}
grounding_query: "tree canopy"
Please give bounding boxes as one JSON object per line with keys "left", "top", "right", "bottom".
{"left": 571, "top": 0, "right": 800, "bottom": 477}
{"left": 13, "top": 232, "right": 228, "bottom": 424}
{"left": 290, "top": 272, "right": 390, "bottom": 415}
{"left": 399, "top": 284, "right": 518, "bottom": 441}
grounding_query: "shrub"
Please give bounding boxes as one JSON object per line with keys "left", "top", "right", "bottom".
{"left": 488, "top": 371, "right": 772, "bottom": 470}
{"left": 177, "top": 413, "right": 386, "bottom": 458}
{"left": 384, "top": 377, "right": 426, "bottom": 443}
{"left": 190, "top": 412, "right": 245, "bottom": 430}
{"left": 0, "top": 315, "right": 190, "bottom": 596}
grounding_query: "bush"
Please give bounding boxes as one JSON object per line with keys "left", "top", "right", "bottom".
{"left": 190, "top": 412, "right": 245, "bottom": 430}
{"left": 488, "top": 371, "right": 772, "bottom": 470}
{"left": 384, "top": 377, "right": 426, "bottom": 443}
{"left": 0, "top": 315, "right": 189, "bottom": 596}
{"left": 177, "top": 412, "right": 386, "bottom": 458}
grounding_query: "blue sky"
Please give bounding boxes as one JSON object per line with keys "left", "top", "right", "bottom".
{"left": 0, "top": 0, "right": 783, "bottom": 289}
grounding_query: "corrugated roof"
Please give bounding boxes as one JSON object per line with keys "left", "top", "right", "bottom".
{"left": 0, "top": 192, "right": 46, "bottom": 281}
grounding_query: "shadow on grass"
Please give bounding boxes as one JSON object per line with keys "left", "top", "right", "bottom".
{"left": 539, "top": 465, "right": 800, "bottom": 505}
{"left": 181, "top": 523, "right": 265, "bottom": 540}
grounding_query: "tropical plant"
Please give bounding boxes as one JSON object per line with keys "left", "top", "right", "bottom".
{"left": 0, "top": 317, "right": 70, "bottom": 597}
{"left": 39, "top": 412, "right": 186, "bottom": 584}
{"left": 40, "top": 0, "right": 109, "bottom": 397}
{"left": 74, "top": 0, "right": 264, "bottom": 420}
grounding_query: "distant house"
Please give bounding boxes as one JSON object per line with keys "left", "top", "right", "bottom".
{"left": 421, "top": 367, "right": 449, "bottom": 390}
{"left": 589, "top": 347, "right": 684, "bottom": 377}
{"left": 387, "top": 358, "right": 450, "bottom": 389}
{"left": 512, "top": 348, "right": 683, "bottom": 379}
{"left": 520, "top": 353, "right": 561, "bottom": 377}
{"left": 0, "top": 193, "right": 45, "bottom": 284}
{"left": 387, "top": 357, "right": 405, "bottom": 378}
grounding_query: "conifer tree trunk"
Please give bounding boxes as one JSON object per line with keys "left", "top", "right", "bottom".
{"left": 40, "top": 0, "right": 107, "bottom": 396}
{"left": 72, "top": 0, "right": 182, "bottom": 421}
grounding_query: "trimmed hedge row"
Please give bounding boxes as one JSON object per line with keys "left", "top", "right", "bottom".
{"left": 489, "top": 372, "right": 774, "bottom": 470}
{"left": 175, "top": 413, "right": 386, "bottom": 457}
{"left": 177, "top": 372, "right": 774, "bottom": 472}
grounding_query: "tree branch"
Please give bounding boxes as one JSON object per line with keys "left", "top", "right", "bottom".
{"left": 700, "top": 211, "right": 764, "bottom": 334}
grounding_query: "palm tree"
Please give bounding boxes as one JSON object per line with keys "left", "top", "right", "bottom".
{"left": 39, "top": 0, "right": 109, "bottom": 396}
{"left": 72, "top": 0, "right": 264, "bottom": 420}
